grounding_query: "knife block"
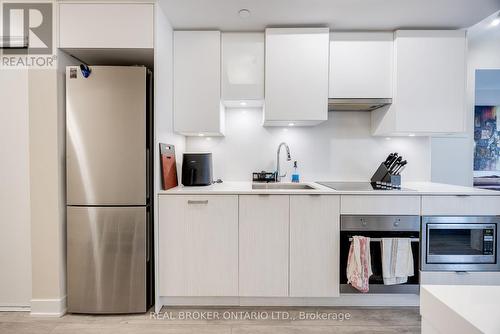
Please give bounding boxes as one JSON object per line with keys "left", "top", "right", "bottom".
{"left": 370, "top": 163, "right": 401, "bottom": 189}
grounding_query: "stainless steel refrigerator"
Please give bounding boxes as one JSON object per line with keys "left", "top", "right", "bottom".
{"left": 66, "top": 66, "right": 153, "bottom": 314}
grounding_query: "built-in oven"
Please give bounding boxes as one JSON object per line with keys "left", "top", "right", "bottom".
{"left": 421, "top": 216, "right": 500, "bottom": 271}
{"left": 340, "top": 215, "right": 420, "bottom": 294}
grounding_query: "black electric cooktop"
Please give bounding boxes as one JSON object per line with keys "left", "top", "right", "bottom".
{"left": 317, "top": 182, "right": 414, "bottom": 191}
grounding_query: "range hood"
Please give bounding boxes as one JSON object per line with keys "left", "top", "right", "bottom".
{"left": 328, "top": 98, "right": 392, "bottom": 112}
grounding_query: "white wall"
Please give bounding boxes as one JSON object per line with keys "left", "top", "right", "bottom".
{"left": 187, "top": 109, "right": 431, "bottom": 182}
{"left": 28, "top": 63, "right": 67, "bottom": 316}
{"left": 475, "top": 69, "right": 500, "bottom": 105}
{"left": 155, "top": 2, "right": 185, "bottom": 187}
{"left": 431, "top": 12, "right": 500, "bottom": 186}
{"left": 154, "top": 1, "right": 186, "bottom": 312}
{"left": 0, "top": 69, "right": 32, "bottom": 309}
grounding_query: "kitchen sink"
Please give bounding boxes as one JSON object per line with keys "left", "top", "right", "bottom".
{"left": 252, "top": 183, "right": 316, "bottom": 190}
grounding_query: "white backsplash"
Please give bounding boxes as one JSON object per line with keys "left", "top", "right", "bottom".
{"left": 186, "top": 108, "right": 431, "bottom": 182}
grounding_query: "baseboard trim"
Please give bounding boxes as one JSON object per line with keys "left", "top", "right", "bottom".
{"left": 158, "top": 294, "right": 419, "bottom": 309}
{"left": 30, "top": 296, "right": 67, "bottom": 317}
{"left": 0, "top": 306, "right": 31, "bottom": 312}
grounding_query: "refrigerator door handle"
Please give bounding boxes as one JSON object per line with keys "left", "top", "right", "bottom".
{"left": 146, "top": 148, "right": 150, "bottom": 202}
{"left": 146, "top": 211, "right": 150, "bottom": 262}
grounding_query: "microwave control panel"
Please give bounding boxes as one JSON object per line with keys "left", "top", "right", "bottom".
{"left": 483, "top": 229, "right": 494, "bottom": 255}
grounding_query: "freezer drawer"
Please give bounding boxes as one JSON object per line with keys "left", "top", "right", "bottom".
{"left": 67, "top": 206, "right": 147, "bottom": 313}
{"left": 66, "top": 66, "right": 147, "bottom": 205}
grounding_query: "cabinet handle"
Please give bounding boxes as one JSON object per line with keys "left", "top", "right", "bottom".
{"left": 187, "top": 200, "right": 209, "bottom": 205}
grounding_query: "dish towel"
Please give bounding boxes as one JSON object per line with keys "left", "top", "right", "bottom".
{"left": 346, "top": 236, "right": 373, "bottom": 293}
{"left": 381, "top": 238, "right": 414, "bottom": 285}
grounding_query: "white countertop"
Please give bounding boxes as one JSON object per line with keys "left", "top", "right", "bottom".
{"left": 158, "top": 181, "right": 499, "bottom": 196}
{"left": 421, "top": 285, "right": 500, "bottom": 334}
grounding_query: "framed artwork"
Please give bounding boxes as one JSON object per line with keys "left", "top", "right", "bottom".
{"left": 474, "top": 106, "right": 500, "bottom": 171}
{"left": 474, "top": 105, "right": 500, "bottom": 190}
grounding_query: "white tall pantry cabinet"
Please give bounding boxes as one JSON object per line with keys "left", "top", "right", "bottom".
{"left": 372, "top": 30, "right": 467, "bottom": 135}
{"left": 173, "top": 31, "right": 224, "bottom": 136}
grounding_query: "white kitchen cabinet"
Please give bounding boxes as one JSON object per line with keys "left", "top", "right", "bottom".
{"left": 58, "top": 3, "right": 153, "bottom": 48}
{"left": 372, "top": 30, "right": 466, "bottom": 136}
{"left": 264, "top": 28, "right": 329, "bottom": 126}
{"left": 341, "top": 195, "right": 421, "bottom": 215}
{"left": 290, "top": 195, "right": 340, "bottom": 297}
{"left": 329, "top": 32, "right": 393, "bottom": 98}
{"left": 421, "top": 196, "right": 500, "bottom": 215}
{"left": 222, "top": 33, "right": 264, "bottom": 104}
{"left": 158, "top": 195, "right": 238, "bottom": 296}
{"left": 173, "top": 31, "right": 224, "bottom": 136}
{"left": 239, "top": 195, "right": 289, "bottom": 297}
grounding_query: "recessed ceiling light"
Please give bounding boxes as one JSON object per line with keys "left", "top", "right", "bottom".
{"left": 238, "top": 9, "right": 251, "bottom": 19}
{"left": 240, "top": 101, "right": 247, "bottom": 106}
{"left": 408, "top": 133, "right": 415, "bottom": 137}
{"left": 288, "top": 122, "right": 295, "bottom": 127}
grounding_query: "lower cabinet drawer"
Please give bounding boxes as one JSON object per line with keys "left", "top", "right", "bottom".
{"left": 341, "top": 195, "right": 420, "bottom": 215}
{"left": 422, "top": 196, "right": 500, "bottom": 215}
{"left": 158, "top": 195, "right": 238, "bottom": 296}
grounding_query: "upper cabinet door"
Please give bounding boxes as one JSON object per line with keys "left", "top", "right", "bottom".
{"left": 59, "top": 3, "right": 153, "bottom": 48}
{"left": 173, "top": 31, "right": 224, "bottom": 136}
{"left": 264, "top": 28, "right": 329, "bottom": 126}
{"left": 372, "top": 30, "right": 466, "bottom": 136}
{"left": 222, "top": 33, "right": 264, "bottom": 103}
{"left": 329, "top": 32, "right": 393, "bottom": 99}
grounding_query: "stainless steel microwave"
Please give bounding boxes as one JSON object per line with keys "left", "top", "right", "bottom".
{"left": 421, "top": 216, "right": 500, "bottom": 271}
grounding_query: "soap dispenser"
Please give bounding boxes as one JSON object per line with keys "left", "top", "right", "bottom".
{"left": 291, "top": 161, "right": 300, "bottom": 183}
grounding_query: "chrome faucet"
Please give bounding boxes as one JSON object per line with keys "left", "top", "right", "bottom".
{"left": 276, "top": 142, "right": 291, "bottom": 182}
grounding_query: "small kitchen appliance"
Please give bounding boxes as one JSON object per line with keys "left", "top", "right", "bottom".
{"left": 421, "top": 216, "right": 500, "bottom": 271}
{"left": 182, "top": 152, "right": 213, "bottom": 186}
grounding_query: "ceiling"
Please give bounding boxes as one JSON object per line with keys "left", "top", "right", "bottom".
{"left": 159, "top": 0, "right": 500, "bottom": 31}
